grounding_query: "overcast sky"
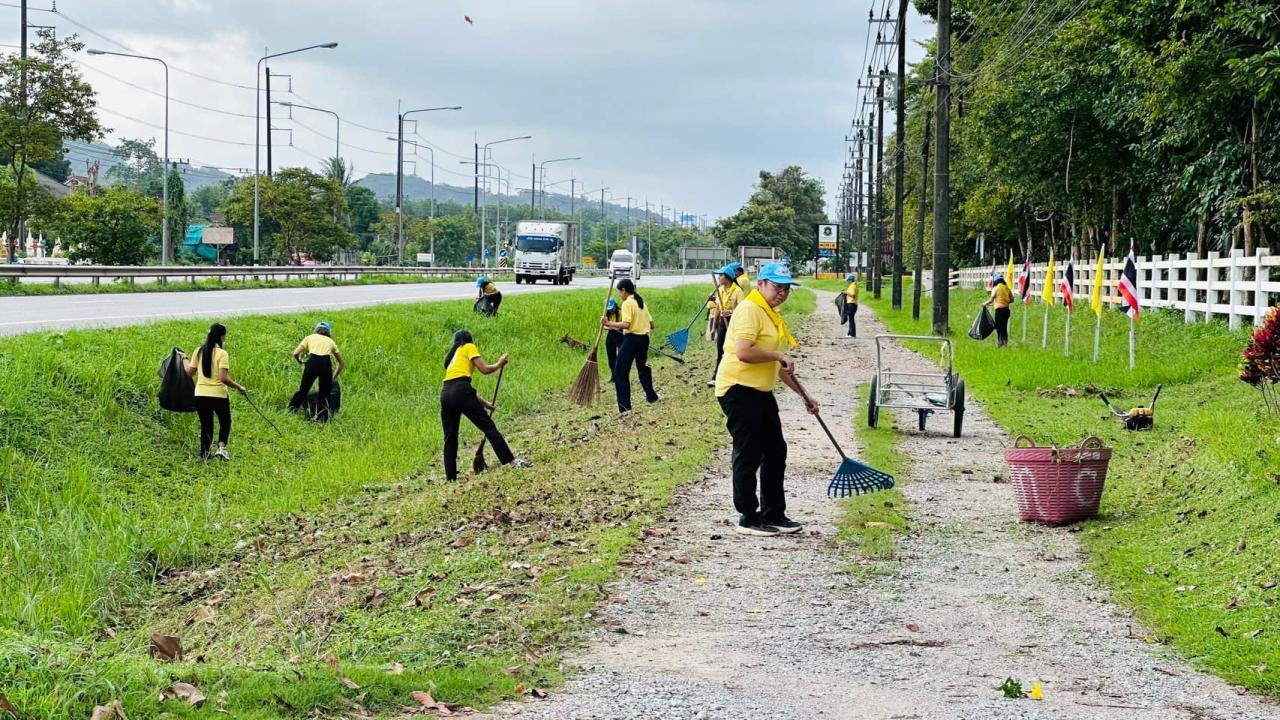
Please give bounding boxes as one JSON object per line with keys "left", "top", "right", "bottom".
{"left": 14, "top": 0, "right": 931, "bottom": 221}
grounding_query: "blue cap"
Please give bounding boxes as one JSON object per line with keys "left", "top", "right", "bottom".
{"left": 475, "top": 276, "right": 487, "bottom": 288}
{"left": 316, "top": 321, "right": 332, "bottom": 333}
{"left": 725, "top": 261, "right": 743, "bottom": 275}
{"left": 758, "top": 262, "right": 800, "bottom": 287}
{"left": 715, "top": 264, "right": 734, "bottom": 277}
{"left": 605, "top": 297, "right": 619, "bottom": 310}
{"left": 846, "top": 273, "right": 856, "bottom": 282}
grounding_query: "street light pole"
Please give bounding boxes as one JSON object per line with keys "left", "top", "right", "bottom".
{"left": 396, "top": 104, "right": 462, "bottom": 263}
{"left": 537, "top": 156, "right": 581, "bottom": 217}
{"left": 279, "top": 100, "right": 340, "bottom": 160}
{"left": 254, "top": 42, "right": 338, "bottom": 264}
{"left": 88, "top": 49, "right": 170, "bottom": 265}
{"left": 475, "top": 135, "right": 531, "bottom": 266}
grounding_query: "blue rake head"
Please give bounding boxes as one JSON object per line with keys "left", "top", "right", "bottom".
{"left": 827, "top": 457, "right": 895, "bottom": 498}
{"left": 666, "top": 328, "right": 691, "bottom": 355}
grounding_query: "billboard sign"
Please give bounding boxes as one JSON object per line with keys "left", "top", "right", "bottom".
{"left": 816, "top": 223, "right": 838, "bottom": 258}
{"left": 202, "top": 227, "right": 234, "bottom": 246}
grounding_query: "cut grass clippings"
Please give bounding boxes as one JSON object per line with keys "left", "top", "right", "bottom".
{"left": 835, "top": 383, "right": 909, "bottom": 567}
{"left": 841, "top": 278, "right": 1280, "bottom": 696}
{"left": 0, "top": 272, "right": 473, "bottom": 296}
{"left": 0, "top": 283, "right": 812, "bottom": 718}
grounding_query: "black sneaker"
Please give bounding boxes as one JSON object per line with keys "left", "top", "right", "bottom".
{"left": 767, "top": 517, "right": 803, "bottom": 534}
{"left": 735, "top": 520, "right": 780, "bottom": 537}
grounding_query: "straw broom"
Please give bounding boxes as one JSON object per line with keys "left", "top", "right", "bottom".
{"left": 567, "top": 278, "right": 617, "bottom": 405}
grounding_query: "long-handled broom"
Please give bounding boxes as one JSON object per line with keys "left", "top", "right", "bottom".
{"left": 788, "top": 371, "right": 894, "bottom": 497}
{"left": 567, "top": 278, "right": 616, "bottom": 406}
{"left": 240, "top": 390, "right": 284, "bottom": 437}
{"left": 472, "top": 365, "right": 505, "bottom": 473}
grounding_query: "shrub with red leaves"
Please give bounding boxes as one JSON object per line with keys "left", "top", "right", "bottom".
{"left": 1241, "top": 306, "right": 1280, "bottom": 415}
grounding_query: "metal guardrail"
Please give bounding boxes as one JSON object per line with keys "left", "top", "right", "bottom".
{"left": 0, "top": 264, "right": 515, "bottom": 286}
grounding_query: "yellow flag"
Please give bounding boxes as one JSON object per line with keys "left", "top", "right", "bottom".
{"left": 1005, "top": 251, "right": 1015, "bottom": 289}
{"left": 1090, "top": 247, "right": 1106, "bottom": 317}
{"left": 1042, "top": 251, "right": 1056, "bottom": 305}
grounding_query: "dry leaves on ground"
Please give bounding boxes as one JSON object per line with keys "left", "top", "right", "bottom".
{"left": 89, "top": 701, "right": 128, "bottom": 720}
{"left": 158, "top": 682, "right": 206, "bottom": 708}
{"left": 405, "top": 691, "right": 460, "bottom": 716}
{"left": 322, "top": 652, "right": 361, "bottom": 690}
{"left": 148, "top": 634, "right": 182, "bottom": 662}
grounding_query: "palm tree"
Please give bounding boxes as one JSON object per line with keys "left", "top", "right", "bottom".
{"left": 323, "top": 157, "right": 354, "bottom": 188}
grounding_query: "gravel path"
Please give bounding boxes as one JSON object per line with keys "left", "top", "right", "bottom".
{"left": 481, "top": 294, "right": 1277, "bottom": 720}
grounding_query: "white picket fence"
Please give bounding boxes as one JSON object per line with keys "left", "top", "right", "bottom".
{"left": 955, "top": 248, "right": 1278, "bottom": 330}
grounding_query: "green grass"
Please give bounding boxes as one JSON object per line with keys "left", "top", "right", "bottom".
{"left": 0, "top": 283, "right": 801, "bottom": 718}
{"left": 0, "top": 272, "right": 474, "bottom": 296}
{"left": 854, "top": 280, "right": 1280, "bottom": 695}
{"left": 834, "top": 383, "right": 909, "bottom": 565}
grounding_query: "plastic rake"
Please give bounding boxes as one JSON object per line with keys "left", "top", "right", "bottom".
{"left": 813, "top": 412, "right": 895, "bottom": 497}
{"left": 661, "top": 306, "right": 707, "bottom": 357}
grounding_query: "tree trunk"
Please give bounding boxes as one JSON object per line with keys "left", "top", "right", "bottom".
{"left": 1196, "top": 215, "right": 1207, "bottom": 258}
{"left": 1110, "top": 188, "right": 1121, "bottom": 251}
{"left": 1244, "top": 207, "right": 1255, "bottom": 256}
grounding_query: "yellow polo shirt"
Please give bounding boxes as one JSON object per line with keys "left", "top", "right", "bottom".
{"left": 735, "top": 274, "right": 751, "bottom": 293}
{"left": 481, "top": 282, "right": 499, "bottom": 297}
{"left": 620, "top": 296, "right": 652, "bottom": 335}
{"left": 845, "top": 282, "right": 860, "bottom": 302}
{"left": 192, "top": 346, "right": 230, "bottom": 398}
{"left": 444, "top": 343, "right": 479, "bottom": 381}
{"left": 715, "top": 284, "right": 744, "bottom": 315}
{"left": 715, "top": 301, "right": 783, "bottom": 396}
{"left": 992, "top": 284, "right": 1013, "bottom": 309}
{"left": 300, "top": 333, "right": 338, "bottom": 357}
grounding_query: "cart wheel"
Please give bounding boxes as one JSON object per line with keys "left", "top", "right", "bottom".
{"left": 952, "top": 379, "right": 966, "bottom": 438}
{"left": 867, "top": 377, "right": 879, "bottom": 428}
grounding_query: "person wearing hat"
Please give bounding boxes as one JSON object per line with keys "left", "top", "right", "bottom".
{"left": 726, "top": 261, "right": 751, "bottom": 294}
{"left": 983, "top": 273, "right": 1013, "bottom": 347}
{"left": 842, "top": 273, "right": 860, "bottom": 338}
{"left": 475, "top": 276, "right": 502, "bottom": 316}
{"left": 604, "top": 296, "right": 625, "bottom": 372}
{"left": 289, "top": 321, "right": 345, "bottom": 421}
{"left": 602, "top": 278, "right": 659, "bottom": 413}
{"left": 715, "top": 262, "right": 819, "bottom": 537}
{"left": 707, "top": 265, "right": 745, "bottom": 387}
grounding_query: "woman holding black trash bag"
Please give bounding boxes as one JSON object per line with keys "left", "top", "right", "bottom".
{"left": 983, "top": 274, "right": 1013, "bottom": 347}
{"left": 288, "top": 321, "right": 345, "bottom": 421}
{"left": 179, "top": 323, "right": 247, "bottom": 460}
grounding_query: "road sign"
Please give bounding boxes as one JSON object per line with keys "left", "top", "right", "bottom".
{"left": 202, "top": 227, "right": 234, "bottom": 246}
{"left": 816, "top": 224, "right": 838, "bottom": 258}
{"left": 415, "top": 252, "right": 433, "bottom": 264}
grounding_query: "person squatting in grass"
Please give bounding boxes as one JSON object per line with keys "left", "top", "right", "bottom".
{"left": 984, "top": 273, "right": 1013, "bottom": 347}
{"left": 602, "top": 278, "right": 660, "bottom": 413}
{"left": 288, "top": 321, "right": 345, "bottom": 421}
{"left": 714, "top": 263, "right": 819, "bottom": 537}
{"left": 707, "top": 264, "right": 745, "bottom": 387}
{"left": 179, "top": 322, "right": 247, "bottom": 461}
{"left": 604, "top": 297, "right": 624, "bottom": 372}
{"left": 440, "top": 329, "right": 532, "bottom": 481}
{"left": 843, "top": 273, "right": 860, "bottom": 337}
{"left": 475, "top": 276, "right": 502, "bottom": 316}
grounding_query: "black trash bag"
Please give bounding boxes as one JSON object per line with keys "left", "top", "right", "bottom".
{"left": 968, "top": 306, "right": 996, "bottom": 341}
{"left": 835, "top": 293, "right": 848, "bottom": 324}
{"left": 304, "top": 380, "right": 341, "bottom": 421}
{"left": 474, "top": 295, "right": 496, "bottom": 316}
{"left": 158, "top": 347, "right": 196, "bottom": 413}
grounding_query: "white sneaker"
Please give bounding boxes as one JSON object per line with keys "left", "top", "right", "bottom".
{"left": 214, "top": 447, "right": 230, "bottom": 461}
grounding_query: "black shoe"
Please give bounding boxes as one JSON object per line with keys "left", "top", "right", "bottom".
{"left": 767, "top": 517, "right": 803, "bottom": 534}
{"left": 735, "top": 520, "right": 780, "bottom": 537}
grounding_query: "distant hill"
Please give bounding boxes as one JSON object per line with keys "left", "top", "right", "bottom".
{"left": 62, "top": 139, "right": 235, "bottom": 192}
{"left": 354, "top": 172, "right": 651, "bottom": 222}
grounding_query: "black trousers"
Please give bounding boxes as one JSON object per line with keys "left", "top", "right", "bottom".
{"left": 195, "top": 395, "right": 231, "bottom": 456}
{"left": 440, "top": 378, "right": 514, "bottom": 481}
{"left": 712, "top": 316, "right": 729, "bottom": 380}
{"left": 605, "top": 329, "right": 623, "bottom": 372}
{"left": 994, "top": 307, "right": 1011, "bottom": 347}
{"left": 289, "top": 354, "right": 333, "bottom": 420}
{"left": 718, "top": 385, "right": 787, "bottom": 525}
{"left": 844, "top": 302, "right": 859, "bottom": 337}
{"left": 613, "top": 333, "right": 658, "bottom": 412}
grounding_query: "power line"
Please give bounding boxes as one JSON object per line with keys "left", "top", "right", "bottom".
{"left": 97, "top": 105, "right": 256, "bottom": 146}
{"left": 76, "top": 60, "right": 257, "bottom": 119}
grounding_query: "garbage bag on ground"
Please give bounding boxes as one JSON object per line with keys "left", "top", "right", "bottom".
{"left": 305, "top": 380, "right": 341, "bottom": 420}
{"left": 158, "top": 347, "right": 196, "bottom": 413}
{"left": 968, "top": 306, "right": 996, "bottom": 341}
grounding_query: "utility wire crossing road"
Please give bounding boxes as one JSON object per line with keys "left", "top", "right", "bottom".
{"left": 0, "top": 275, "right": 697, "bottom": 336}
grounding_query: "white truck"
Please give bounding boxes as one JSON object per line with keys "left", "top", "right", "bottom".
{"left": 513, "top": 221, "right": 580, "bottom": 285}
{"left": 608, "top": 249, "right": 641, "bottom": 281}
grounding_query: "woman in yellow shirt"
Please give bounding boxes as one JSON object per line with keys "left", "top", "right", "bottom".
{"left": 179, "top": 323, "right": 247, "bottom": 460}
{"left": 288, "top": 321, "right": 346, "bottom": 421}
{"left": 602, "top": 278, "right": 659, "bottom": 413}
{"left": 842, "top": 273, "right": 860, "bottom": 338}
{"left": 983, "top": 274, "right": 1014, "bottom": 347}
{"left": 714, "top": 263, "right": 818, "bottom": 537}
{"left": 440, "top": 329, "right": 531, "bottom": 481}
{"left": 707, "top": 266, "right": 745, "bottom": 387}
{"left": 475, "top": 276, "right": 502, "bottom": 316}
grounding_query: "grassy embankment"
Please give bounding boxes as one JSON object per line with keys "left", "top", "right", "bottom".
{"left": 844, "top": 280, "right": 1280, "bottom": 695}
{"left": 0, "top": 273, "right": 473, "bottom": 297}
{"left": 0, "top": 284, "right": 813, "bottom": 718}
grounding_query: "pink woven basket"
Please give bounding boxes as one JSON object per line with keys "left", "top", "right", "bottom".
{"left": 1004, "top": 435, "right": 1112, "bottom": 525}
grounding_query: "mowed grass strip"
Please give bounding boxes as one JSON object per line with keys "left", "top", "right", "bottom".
{"left": 835, "top": 382, "right": 909, "bottom": 565}
{"left": 0, "top": 285, "right": 812, "bottom": 718}
{"left": 845, "top": 280, "right": 1280, "bottom": 695}
{"left": 0, "top": 272, "right": 472, "bottom": 296}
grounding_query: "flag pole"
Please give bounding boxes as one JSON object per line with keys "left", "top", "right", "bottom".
{"left": 1041, "top": 301, "right": 1049, "bottom": 348}
{"left": 1022, "top": 301, "right": 1028, "bottom": 343}
{"left": 1092, "top": 310, "right": 1101, "bottom": 362}
{"left": 1064, "top": 307, "right": 1071, "bottom": 356}
{"left": 1128, "top": 316, "right": 1135, "bottom": 370}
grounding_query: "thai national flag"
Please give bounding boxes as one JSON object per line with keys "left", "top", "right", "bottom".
{"left": 1060, "top": 256, "right": 1075, "bottom": 311}
{"left": 1018, "top": 255, "right": 1032, "bottom": 303}
{"left": 1118, "top": 246, "right": 1140, "bottom": 321}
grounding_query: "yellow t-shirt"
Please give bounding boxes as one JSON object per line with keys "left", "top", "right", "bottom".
{"left": 300, "top": 333, "right": 338, "bottom": 357}
{"left": 845, "top": 282, "right": 860, "bottom": 302}
{"left": 715, "top": 284, "right": 744, "bottom": 315}
{"left": 192, "top": 346, "right": 230, "bottom": 398}
{"left": 444, "top": 343, "right": 480, "bottom": 381}
{"left": 992, "top": 284, "right": 1013, "bottom": 309}
{"left": 735, "top": 274, "right": 751, "bottom": 293}
{"left": 620, "top": 296, "right": 652, "bottom": 335}
{"left": 481, "top": 282, "right": 499, "bottom": 296}
{"left": 715, "top": 301, "right": 783, "bottom": 396}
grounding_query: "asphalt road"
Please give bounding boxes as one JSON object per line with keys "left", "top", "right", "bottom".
{"left": 0, "top": 275, "right": 699, "bottom": 336}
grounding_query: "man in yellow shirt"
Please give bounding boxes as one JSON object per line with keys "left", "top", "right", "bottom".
{"left": 707, "top": 265, "right": 745, "bottom": 387}
{"left": 715, "top": 263, "right": 819, "bottom": 537}
{"left": 983, "top": 274, "right": 1014, "bottom": 347}
{"left": 843, "top": 273, "right": 860, "bottom": 338}
{"left": 289, "top": 321, "right": 346, "bottom": 421}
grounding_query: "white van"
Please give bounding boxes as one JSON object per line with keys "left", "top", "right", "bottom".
{"left": 608, "top": 249, "right": 640, "bottom": 281}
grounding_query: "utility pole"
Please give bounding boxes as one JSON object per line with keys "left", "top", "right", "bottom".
{"left": 530, "top": 162, "right": 536, "bottom": 213}
{"left": 913, "top": 111, "right": 932, "bottom": 321}
{"left": 892, "top": 0, "right": 908, "bottom": 310}
{"left": 474, "top": 142, "right": 479, "bottom": 213}
{"left": 855, "top": 133, "right": 863, "bottom": 272}
{"left": 875, "top": 74, "right": 885, "bottom": 299}
{"left": 265, "top": 68, "right": 274, "bottom": 176}
{"left": 932, "top": 0, "right": 952, "bottom": 336}
{"left": 396, "top": 100, "right": 403, "bottom": 263}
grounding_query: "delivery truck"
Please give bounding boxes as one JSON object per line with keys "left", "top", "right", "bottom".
{"left": 513, "top": 221, "right": 580, "bottom": 285}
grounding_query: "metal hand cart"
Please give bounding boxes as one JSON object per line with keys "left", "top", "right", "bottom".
{"left": 868, "top": 335, "right": 965, "bottom": 437}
